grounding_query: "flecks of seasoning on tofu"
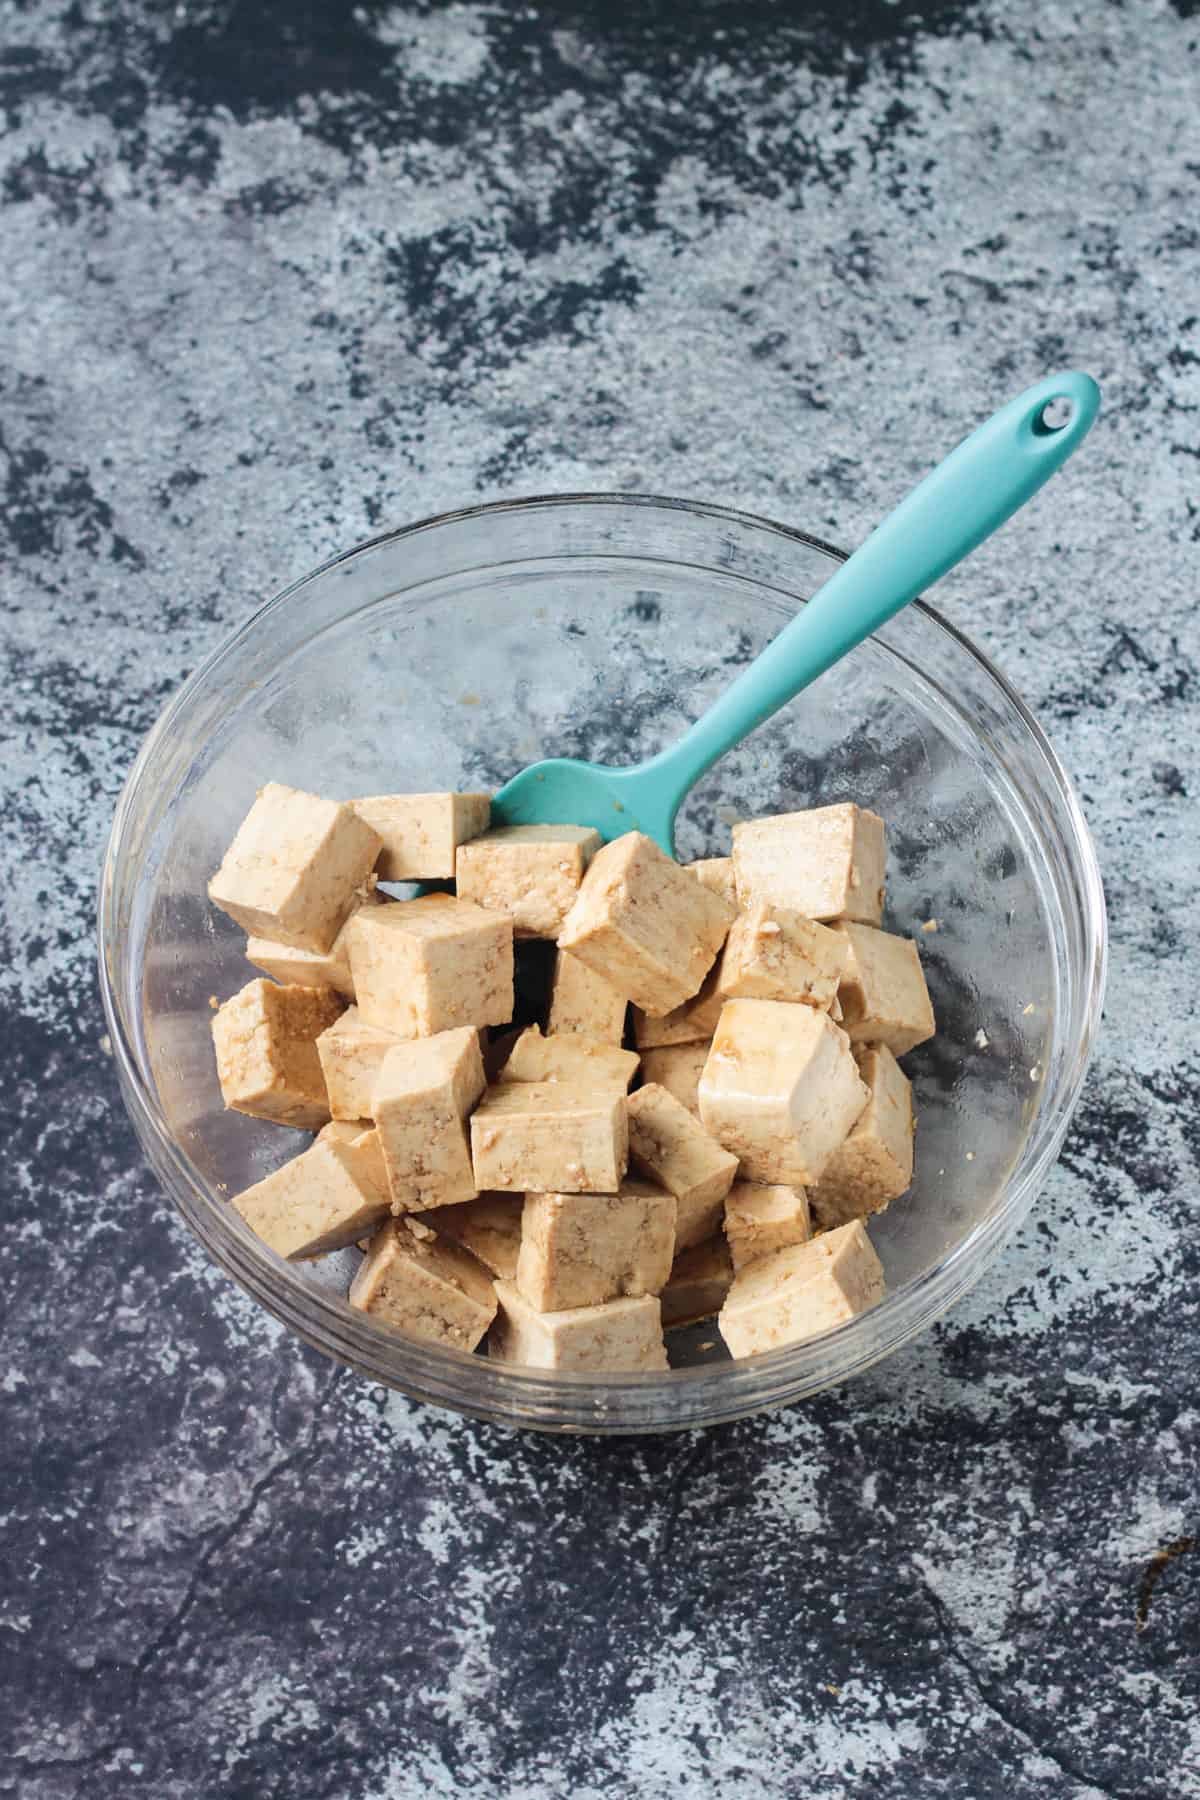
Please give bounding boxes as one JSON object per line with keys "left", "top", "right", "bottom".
{"left": 810, "top": 1044, "right": 914, "bottom": 1228}
{"left": 245, "top": 887, "right": 383, "bottom": 1000}
{"left": 316, "top": 1118, "right": 390, "bottom": 1203}
{"left": 698, "top": 999, "right": 869, "bottom": 1186}
{"left": 718, "top": 1220, "right": 885, "bottom": 1358}
{"left": 349, "top": 791, "right": 490, "bottom": 881}
{"left": 346, "top": 894, "right": 513, "bottom": 1038}
{"left": 631, "top": 962, "right": 725, "bottom": 1049}
{"left": 457, "top": 824, "right": 603, "bottom": 939}
{"left": 723, "top": 1181, "right": 812, "bottom": 1271}
{"left": 545, "top": 950, "right": 628, "bottom": 1043}
{"left": 626, "top": 1082, "right": 738, "bottom": 1251}
{"left": 209, "top": 782, "right": 383, "bottom": 953}
{"left": 373, "top": 1027, "right": 486, "bottom": 1213}
{"left": 350, "top": 1218, "right": 497, "bottom": 1351}
{"left": 315, "top": 1006, "right": 402, "bottom": 1120}
{"left": 516, "top": 1179, "right": 676, "bottom": 1311}
{"left": 470, "top": 1082, "right": 628, "bottom": 1194}
{"left": 715, "top": 903, "right": 848, "bottom": 1011}
{"left": 233, "top": 1135, "right": 391, "bottom": 1259}
{"left": 638, "top": 1041, "right": 711, "bottom": 1116}
{"left": 490, "top": 1283, "right": 668, "bottom": 1371}
{"left": 558, "top": 831, "right": 735, "bottom": 1016}
{"left": 421, "top": 1192, "right": 524, "bottom": 1281}
{"left": 732, "top": 803, "right": 886, "bottom": 926}
{"left": 212, "top": 978, "right": 344, "bottom": 1130}
{"left": 687, "top": 856, "right": 738, "bottom": 911}
{"left": 497, "top": 1023, "right": 638, "bottom": 1093}
{"left": 660, "top": 1236, "right": 735, "bottom": 1328}
{"left": 832, "top": 923, "right": 936, "bottom": 1055}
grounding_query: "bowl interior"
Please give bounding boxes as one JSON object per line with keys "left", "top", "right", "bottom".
{"left": 122, "top": 496, "right": 1073, "bottom": 1397}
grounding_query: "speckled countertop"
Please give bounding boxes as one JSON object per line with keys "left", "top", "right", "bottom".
{"left": 3, "top": 2, "right": 1199, "bottom": 1795}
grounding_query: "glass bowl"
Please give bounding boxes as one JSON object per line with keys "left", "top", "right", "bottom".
{"left": 98, "top": 494, "right": 1106, "bottom": 1433}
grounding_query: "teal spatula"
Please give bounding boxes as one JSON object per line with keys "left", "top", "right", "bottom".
{"left": 491, "top": 371, "right": 1100, "bottom": 851}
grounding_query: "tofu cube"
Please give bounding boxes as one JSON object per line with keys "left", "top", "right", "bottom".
{"left": 212, "top": 979, "right": 344, "bottom": 1130}
{"left": 349, "top": 791, "right": 490, "bottom": 881}
{"left": 470, "top": 1083, "right": 628, "bottom": 1194}
{"left": 638, "top": 1041, "right": 711, "bottom": 1116}
{"left": 516, "top": 1179, "right": 676, "bottom": 1311}
{"left": 316, "top": 1118, "right": 390, "bottom": 1202}
{"left": 660, "top": 1236, "right": 735, "bottom": 1329}
{"left": 732, "top": 803, "right": 886, "bottom": 926}
{"left": 715, "top": 904, "right": 847, "bottom": 1010}
{"left": 833, "top": 924, "right": 936, "bottom": 1055}
{"left": 698, "top": 999, "right": 869, "bottom": 1186}
{"left": 810, "top": 1045, "right": 914, "bottom": 1228}
{"left": 626, "top": 1083, "right": 738, "bottom": 1250}
{"left": 422, "top": 1192, "right": 524, "bottom": 1281}
{"left": 558, "top": 831, "right": 734, "bottom": 1016}
{"left": 546, "top": 950, "right": 628, "bottom": 1043}
{"left": 351, "top": 1219, "right": 497, "bottom": 1351}
{"left": 688, "top": 857, "right": 738, "bottom": 911}
{"left": 209, "top": 782, "right": 382, "bottom": 953}
{"left": 245, "top": 888, "right": 383, "bottom": 1000}
{"left": 373, "top": 1027, "right": 486, "bottom": 1212}
{"left": 631, "top": 963, "right": 725, "bottom": 1049}
{"left": 315, "top": 1006, "right": 403, "bottom": 1120}
{"left": 723, "top": 1181, "right": 812, "bottom": 1271}
{"left": 719, "top": 1220, "right": 885, "bottom": 1358}
{"left": 346, "top": 894, "right": 513, "bottom": 1037}
{"left": 490, "top": 1283, "right": 668, "bottom": 1372}
{"left": 498, "top": 1024, "right": 638, "bottom": 1093}
{"left": 232, "top": 1135, "right": 390, "bottom": 1259}
{"left": 457, "top": 824, "right": 602, "bottom": 938}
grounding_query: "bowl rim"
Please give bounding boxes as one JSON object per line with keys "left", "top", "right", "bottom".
{"left": 97, "top": 490, "right": 1108, "bottom": 1423}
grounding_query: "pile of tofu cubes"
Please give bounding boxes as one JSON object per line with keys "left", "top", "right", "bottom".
{"left": 207, "top": 782, "right": 934, "bottom": 1372}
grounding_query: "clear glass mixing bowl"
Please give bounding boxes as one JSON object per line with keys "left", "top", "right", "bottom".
{"left": 98, "top": 495, "right": 1106, "bottom": 1433}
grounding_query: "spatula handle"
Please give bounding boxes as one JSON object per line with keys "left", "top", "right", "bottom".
{"left": 650, "top": 371, "right": 1100, "bottom": 804}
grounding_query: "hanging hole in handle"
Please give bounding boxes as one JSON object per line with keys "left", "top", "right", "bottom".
{"left": 1033, "top": 395, "right": 1074, "bottom": 435}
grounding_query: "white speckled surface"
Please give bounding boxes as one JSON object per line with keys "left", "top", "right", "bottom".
{"left": 3, "top": 2, "right": 1199, "bottom": 1793}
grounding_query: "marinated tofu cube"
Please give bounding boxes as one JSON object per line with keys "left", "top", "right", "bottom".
{"left": 715, "top": 903, "right": 847, "bottom": 1010}
{"left": 626, "top": 1082, "right": 738, "bottom": 1250}
{"left": 660, "top": 1236, "right": 735, "bottom": 1329}
{"left": 723, "top": 1181, "right": 812, "bottom": 1271}
{"left": 351, "top": 1218, "right": 497, "bottom": 1351}
{"left": 810, "top": 1045, "right": 914, "bottom": 1227}
{"left": 833, "top": 924, "right": 936, "bottom": 1056}
{"left": 233, "top": 1135, "right": 390, "bottom": 1259}
{"left": 346, "top": 894, "right": 513, "bottom": 1037}
{"left": 209, "top": 782, "right": 382, "bottom": 953}
{"left": 498, "top": 1024, "right": 638, "bottom": 1093}
{"left": 639, "top": 1041, "right": 711, "bottom": 1116}
{"left": 457, "top": 824, "right": 602, "bottom": 938}
{"left": 422, "top": 1192, "right": 524, "bottom": 1281}
{"left": 245, "top": 887, "right": 383, "bottom": 1000}
{"left": 546, "top": 949, "right": 628, "bottom": 1043}
{"left": 349, "top": 791, "right": 490, "bottom": 881}
{"left": 698, "top": 999, "right": 868, "bottom": 1186}
{"left": 732, "top": 803, "right": 886, "bottom": 926}
{"left": 631, "top": 963, "right": 725, "bottom": 1049}
{"left": 558, "top": 831, "right": 734, "bottom": 1016}
{"left": 212, "top": 978, "right": 344, "bottom": 1130}
{"left": 516, "top": 1179, "right": 676, "bottom": 1311}
{"left": 490, "top": 1283, "right": 668, "bottom": 1372}
{"left": 315, "top": 1006, "right": 403, "bottom": 1120}
{"left": 719, "top": 1220, "right": 885, "bottom": 1357}
{"left": 316, "top": 1118, "right": 390, "bottom": 1202}
{"left": 373, "top": 1027, "right": 485, "bottom": 1212}
{"left": 688, "top": 857, "right": 738, "bottom": 911}
{"left": 470, "top": 1083, "right": 628, "bottom": 1194}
